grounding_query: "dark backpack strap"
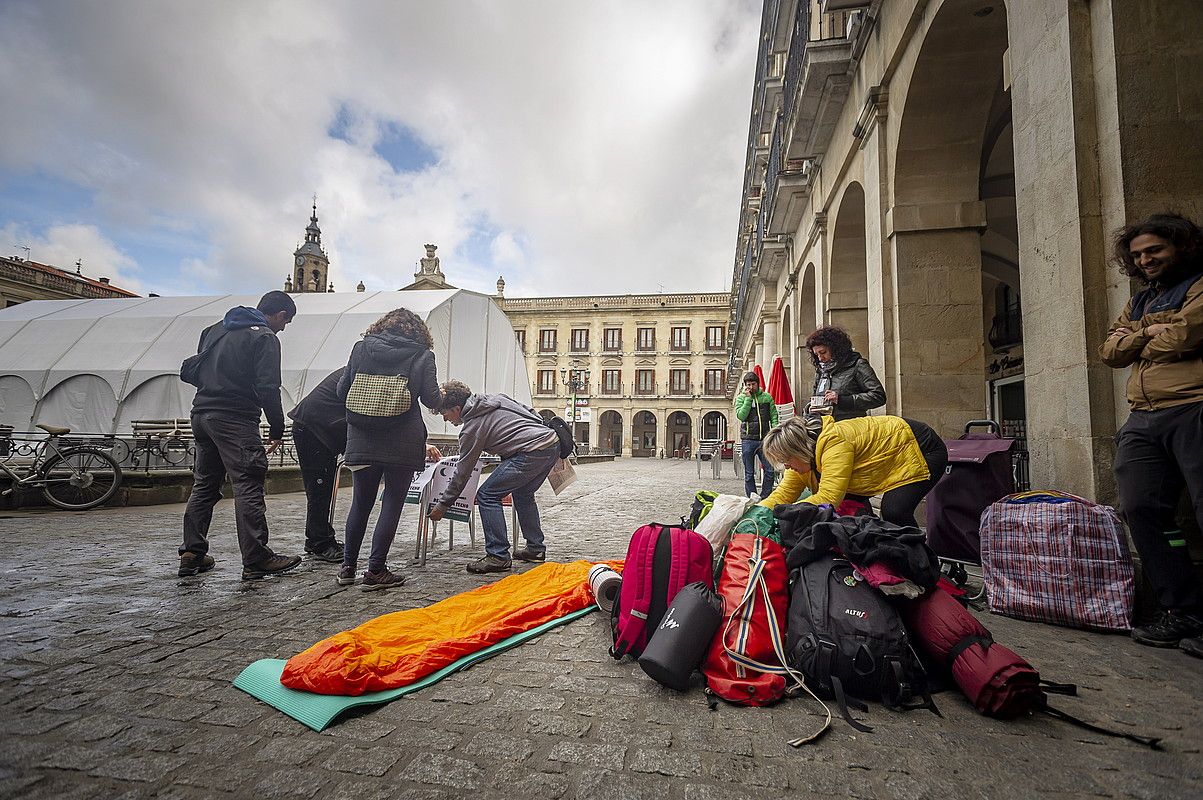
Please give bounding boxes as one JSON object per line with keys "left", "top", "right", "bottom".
{"left": 880, "top": 658, "right": 942, "bottom": 717}
{"left": 1039, "top": 680, "right": 1077, "bottom": 696}
{"left": 1039, "top": 702, "right": 1162, "bottom": 750}
{"left": 946, "top": 634, "right": 993, "bottom": 666}
{"left": 830, "top": 676, "right": 873, "bottom": 733}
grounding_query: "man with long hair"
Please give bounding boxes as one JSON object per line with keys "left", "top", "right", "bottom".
{"left": 1100, "top": 212, "right": 1203, "bottom": 656}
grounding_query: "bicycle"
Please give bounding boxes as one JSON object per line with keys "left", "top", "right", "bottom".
{"left": 0, "top": 424, "right": 124, "bottom": 510}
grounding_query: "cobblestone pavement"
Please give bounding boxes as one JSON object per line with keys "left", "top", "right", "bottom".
{"left": 1, "top": 458, "right": 1200, "bottom": 799}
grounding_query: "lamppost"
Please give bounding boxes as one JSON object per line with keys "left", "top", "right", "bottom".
{"left": 560, "top": 362, "right": 590, "bottom": 446}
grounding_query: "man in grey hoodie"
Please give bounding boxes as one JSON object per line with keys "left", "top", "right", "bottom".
{"left": 429, "top": 380, "right": 560, "bottom": 574}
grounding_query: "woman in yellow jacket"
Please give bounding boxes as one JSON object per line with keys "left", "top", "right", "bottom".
{"left": 760, "top": 414, "right": 948, "bottom": 528}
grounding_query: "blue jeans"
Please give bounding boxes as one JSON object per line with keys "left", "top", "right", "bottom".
{"left": 741, "top": 439, "right": 775, "bottom": 498}
{"left": 343, "top": 465, "right": 414, "bottom": 573}
{"left": 476, "top": 446, "right": 560, "bottom": 559}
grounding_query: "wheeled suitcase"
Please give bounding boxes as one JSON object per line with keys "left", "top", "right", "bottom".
{"left": 925, "top": 420, "right": 1016, "bottom": 566}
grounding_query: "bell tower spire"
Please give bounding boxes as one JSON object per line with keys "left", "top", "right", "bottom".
{"left": 290, "top": 196, "right": 331, "bottom": 293}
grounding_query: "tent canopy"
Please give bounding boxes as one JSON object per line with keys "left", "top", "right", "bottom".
{"left": 0, "top": 290, "right": 529, "bottom": 436}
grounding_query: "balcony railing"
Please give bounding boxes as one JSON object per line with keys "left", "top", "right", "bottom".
{"left": 731, "top": 0, "right": 858, "bottom": 355}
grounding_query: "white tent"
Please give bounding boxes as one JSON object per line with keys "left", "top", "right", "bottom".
{"left": 0, "top": 289, "right": 529, "bottom": 436}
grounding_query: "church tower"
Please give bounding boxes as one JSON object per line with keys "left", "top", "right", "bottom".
{"left": 286, "top": 201, "right": 332, "bottom": 293}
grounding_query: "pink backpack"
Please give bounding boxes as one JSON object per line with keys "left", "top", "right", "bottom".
{"left": 610, "top": 523, "right": 714, "bottom": 659}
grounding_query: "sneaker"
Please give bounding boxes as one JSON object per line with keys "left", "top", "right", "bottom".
{"left": 467, "top": 554, "right": 512, "bottom": 574}
{"left": 178, "top": 552, "right": 215, "bottom": 577}
{"left": 361, "top": 569, "right": 405, "bottom": 592}
{"left": 1131, "top": 610, "right": 1203, "bottom": 647}
{"left": 336, "top": 565, "right": 357, "bottom": 586}
{"left": 306, "top": 543, "right": 345, "bottom": 563}
{"left": 1181, "top": 636, "right": 1203, "bottom": 659}
{"left": 241, "top": 554, "right": 302, "bottom": 580}
{"left": 513, "top": 546, "right": 546, "bottom": 563}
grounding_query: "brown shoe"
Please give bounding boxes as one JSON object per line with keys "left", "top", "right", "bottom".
{"left": 241, "top": 554, "right": 302, "bottom": 580}
{"left": 361, "top": 569, "right": 405, "bottom": 592}
{"left": 467, "top": 554, "right": 512, "bottom": 574}
{"left": 178, "top": 552, "right": 215, "bottom": 577}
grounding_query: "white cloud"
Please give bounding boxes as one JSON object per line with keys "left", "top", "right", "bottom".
{"left": 0, "top": 0, "right": 759, "bottom": 298}
{"left": 1, "top": 222, "right": 144, "bottom": 294}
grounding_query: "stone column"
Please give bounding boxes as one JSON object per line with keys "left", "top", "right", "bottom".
{"left": 1002, "top": 0, "right": 1203, "bottom": 501}
{"left": 761, "top": 319, "right": 778, "bottom": 363}
{"left": 887, "top": 202, "right": 988, "bottom": 437}
{"left": 860, "top": 94, "right": 899, "bottom": 414}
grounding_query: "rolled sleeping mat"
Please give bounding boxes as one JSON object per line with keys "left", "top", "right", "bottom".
{"left": 638, "top": 581, "right": 723, "bottom": 691}
{"left": 588, "top": 564, "right": 622, "bottom": 614}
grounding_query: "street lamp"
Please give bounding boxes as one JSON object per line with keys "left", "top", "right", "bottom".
{"left": 560, "top": 362, "right": 590, "bottom": 442}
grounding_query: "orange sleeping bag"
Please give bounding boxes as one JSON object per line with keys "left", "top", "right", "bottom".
{"left": 281, "top": 560, "right": 610, "bottom": 696}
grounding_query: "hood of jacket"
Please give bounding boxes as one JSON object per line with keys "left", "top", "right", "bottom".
{"left": 358, "top": 332, "right": 427, "bottom": 369}
{"left": 223, "top": 306, "right": 272, "bottom": 331}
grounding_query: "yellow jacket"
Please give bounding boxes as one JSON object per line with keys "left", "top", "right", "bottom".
{"left": 760, "top": 415, "right": 930, "bottom": 509}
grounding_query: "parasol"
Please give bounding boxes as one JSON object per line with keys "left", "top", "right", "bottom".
{"left": 766, "top": 354, "right": 795, "bottom": 422}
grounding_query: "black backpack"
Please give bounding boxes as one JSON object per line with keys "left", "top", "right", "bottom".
{"left": 545, "top": 415, "right": 575, "bottom": 459}
{"left": 786, "top": 556, "right": 937, "bottom": 732}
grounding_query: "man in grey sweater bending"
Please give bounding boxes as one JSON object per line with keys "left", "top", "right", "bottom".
{"left": 429, "top": 380, "right": 560, "bottom": 574}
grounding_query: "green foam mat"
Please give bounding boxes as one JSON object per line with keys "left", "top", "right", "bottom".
{"left": 233, "top": 605, "right": 595, "bottom": 731}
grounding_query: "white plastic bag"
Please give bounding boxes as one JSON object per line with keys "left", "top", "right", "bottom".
{"left": 693, "top": 493, "right": 755, "bottom": 552}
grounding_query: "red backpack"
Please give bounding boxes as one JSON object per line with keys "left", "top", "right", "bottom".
{"left": 610, "top": 523, "right": 714, "bottom": 659}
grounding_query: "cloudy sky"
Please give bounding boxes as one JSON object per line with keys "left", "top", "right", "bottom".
{"left": 0, "top": 0, "right": 760, "bottom": 299}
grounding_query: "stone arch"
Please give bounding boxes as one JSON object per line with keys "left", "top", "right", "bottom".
{"left": 828, "top": 181, "right": 870, "bottom": 356}
{"left": 632, "top": 410, "right": 657, "bottom": 458}
{"left": 598, "top": 410, "right": 623, "bottom": 456}
{"left": 667, "top": 411, "right": 692, "bottom": 458}
{"left": 701, "top": 410, "right": 727, "bottom": 442}
{"left": 888, "top": 0, "right": 1014, "bottom": 434}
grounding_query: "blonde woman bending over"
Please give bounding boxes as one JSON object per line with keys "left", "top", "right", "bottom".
{"left": 760, "top": 415, "right": 948, "bottom": 529}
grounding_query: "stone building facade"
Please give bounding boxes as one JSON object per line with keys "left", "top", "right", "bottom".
{"left": 1, "top": 254, "right": 138, "bottom": 307}
{"left": 729, "top": 0, "right": 1203, "bottom": 503}
{"left": 499, "top": 291, "right": 736, "bottom": 457}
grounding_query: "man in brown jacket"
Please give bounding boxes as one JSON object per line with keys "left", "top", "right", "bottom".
{"left": 1100, "top": 213, "right": 1203, "bottom": 655}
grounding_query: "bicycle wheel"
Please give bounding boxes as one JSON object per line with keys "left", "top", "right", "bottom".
{"left": 40, "top": 447, "right": 123, "bottom": 510}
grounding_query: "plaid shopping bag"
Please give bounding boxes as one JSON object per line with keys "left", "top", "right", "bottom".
{"left": 980, "top": 492, "right": 1134, "bottom": 631}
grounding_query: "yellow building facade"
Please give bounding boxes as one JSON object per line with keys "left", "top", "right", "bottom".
{"left": 499, "top": 291, "right": 736, "bottom": 457}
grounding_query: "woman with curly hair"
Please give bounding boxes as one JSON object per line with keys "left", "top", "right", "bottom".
{"left": 335, "top": 307, "right": 442, "bottom": 590}
{"left": 803, "top": 325, "right": 885, "bottom": 421}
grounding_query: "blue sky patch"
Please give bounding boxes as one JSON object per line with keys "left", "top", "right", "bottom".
{"left": 373, "top": 120, "right": 438, "bottom": 174}
{"left": 327, "top": 103, "right": 437, "bottom": 174}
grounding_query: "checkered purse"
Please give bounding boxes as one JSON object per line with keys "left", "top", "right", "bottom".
{"left": 345, "top": 373, "right": 411, "bottom": 417}
{"left": 981, "top": 492, "right": 1134, "bottom": 631}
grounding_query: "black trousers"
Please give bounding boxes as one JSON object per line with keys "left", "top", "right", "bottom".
{"left": 292, "top": 424, "right": 341, "bottom": 551}
{"left": 877, "top": 419, "right": 949, "bottom": 529}
{"left": 1114, "top": 400, "right": 1203, "bottom": 611}
{"left": 181, "top": 411, "right": 274, "bottom": 566}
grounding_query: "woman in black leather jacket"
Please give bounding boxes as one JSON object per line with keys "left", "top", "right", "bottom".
{"left": 804, "top": 325, "right": 886, "bottom": 421}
